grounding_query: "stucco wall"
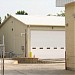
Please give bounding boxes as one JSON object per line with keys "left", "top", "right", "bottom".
{"left": 65, "top": 2, "right": 75, "bottom": 70}
{"left": 0, "top": 17, "right": 27, "bottom": 57}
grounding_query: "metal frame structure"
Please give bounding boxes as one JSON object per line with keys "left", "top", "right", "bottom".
{"left": 56, "top": 0, "right": 74, "bottom": 7}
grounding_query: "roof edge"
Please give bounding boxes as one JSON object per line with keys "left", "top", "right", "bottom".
{"left": 65, "top": 1, "right": 75, "bottom": 6}
{"left": 0, "top": 15, "right": 11, "bottom": 28}
{"left": 0, "top": 15, "right": 28, "bottom": 28}
{"left": 0, "top": 15, "right": 65, "bottom": 28}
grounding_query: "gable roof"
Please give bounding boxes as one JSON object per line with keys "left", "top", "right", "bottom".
{"left": 13, "top": 15, "right": 65, "bottom": 26}
{"left": 0, "top": 15, "right": 65, "bottom": 27}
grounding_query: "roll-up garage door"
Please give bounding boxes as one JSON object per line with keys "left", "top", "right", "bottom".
{"left": 31, "top": 31, "right": 65, "bottom": 59}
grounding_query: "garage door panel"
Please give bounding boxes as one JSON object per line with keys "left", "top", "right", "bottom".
{"left": 31, "top": 31, "right": 65, "bottom": 59}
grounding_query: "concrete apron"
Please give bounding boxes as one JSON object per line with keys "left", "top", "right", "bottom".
{"left": 0, "top": 59, "right": 18, "bottom": 64}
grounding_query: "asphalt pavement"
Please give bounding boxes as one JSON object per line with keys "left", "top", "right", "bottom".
{"left": 0, "top": 63, "right": 75, "bottom": 75}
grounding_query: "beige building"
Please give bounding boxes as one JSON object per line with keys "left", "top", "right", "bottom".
{"left": 0, "top": 15, "right": 65, "bottom": 58}
{"left": 65, "top": 2, "right": 75, "bottom": 70}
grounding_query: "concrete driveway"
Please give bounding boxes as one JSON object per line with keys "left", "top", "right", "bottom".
{"left": 0, "top": 63, "right": 75, "bottom": 75}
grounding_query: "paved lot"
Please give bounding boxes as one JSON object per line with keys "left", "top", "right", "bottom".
{"left": 0, "top": 63, "right": 75, "bottom": 75}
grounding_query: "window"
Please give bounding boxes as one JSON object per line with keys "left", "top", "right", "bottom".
{"left": 32, "top": 47, "right": 36, "bottom": 49}
{"left": 61, "top": 47, "right": 64, "bottom": 49}
{"left": 47, "top": 47, "right": 50, "bottom": 49}
{"left": 21, "top": 46, "right": 24, "bottom": 50}
{"left": 54, "top": 47, "right": 57, "bottom": 49}
{"left": 12, "top": 28, "right": 13, "bottom": 31}
{"left": 39, "top": 47, "right": 43, "bottom": 49}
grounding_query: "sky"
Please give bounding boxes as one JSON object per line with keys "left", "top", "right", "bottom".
{"left": 0, "top": 0, "right": 64, "bottom": 20}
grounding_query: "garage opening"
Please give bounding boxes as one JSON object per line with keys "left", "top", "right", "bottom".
{"left": 31, "top": 30, "right": 65, "bottom": 63}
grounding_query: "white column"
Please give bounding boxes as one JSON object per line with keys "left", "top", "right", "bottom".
{"left": 26, "top": 25, "right": 31, "bottom": 57}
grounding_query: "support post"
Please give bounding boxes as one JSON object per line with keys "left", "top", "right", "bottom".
{"left": 2, "top": 35, "right": 5, "bottom": 75}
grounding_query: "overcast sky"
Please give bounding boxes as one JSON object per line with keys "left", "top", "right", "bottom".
{"left": 0, "top": 0, "right": 64, "bottom": 20}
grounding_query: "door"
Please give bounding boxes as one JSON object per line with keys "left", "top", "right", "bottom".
{"left": 31, "top": 30, "right": 65, "bottom": 59}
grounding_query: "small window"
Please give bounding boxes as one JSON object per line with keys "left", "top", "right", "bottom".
{"left": 54, "top": 47, "right": 57, "bottom": 49}
{"left": 47, "top": 47, "right": 50, "bottom": 49}
{"left": 61, "top": 47, "right": 64, "bottom": 49}
{"left": 39, "top": 47, "right": 43, "bottom": 49}
{"left": 21, "top": 46, "right": 24, "bottom": 50}
{"left": 32, "top": 47, "right": 36, "bottom": 49}
{"left": 11, "top": 21, "right": 13, "bottom": 23}
{"left": 52, "top": 26, "right": 53, "bottom": 29}
{"left": 12, "top": 28, "right": 13, "bottom": 31}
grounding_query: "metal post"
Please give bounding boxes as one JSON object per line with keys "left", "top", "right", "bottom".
{"left": 65, "top": 51, "right": 67, "bottom": 70}
{"left": 1, "top": 47, "right": 2, "bottom": 75}
{"left": 25, "top": 29, "right": 27, "bottom": 57}
{"left": 2, "top": 35, "right": 5, "bottom": 75}
{"left": 2, "top": 46, "right": 5, "bottom": 75}
{"left": 0, "top": 44, "right": 5, "bottom": 75}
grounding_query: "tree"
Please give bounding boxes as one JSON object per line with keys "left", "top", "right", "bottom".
{"left": 47, "top": 14, "right": 56, "bottom": 16}
{"left": 56, "top": 11, "right": 65, "bottom": 17}
{"left": 47, "top": 14, "right": 52, "bottom": 16}
{"left": 16, "top": 10, "right": 28, "bottom": 15}
{"left": 47, "top": 10, "right": 65, "bottom": 17}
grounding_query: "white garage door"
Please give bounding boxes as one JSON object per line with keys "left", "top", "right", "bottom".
{"left": 31, "top": 30, "right": 65, "bottom": 59}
